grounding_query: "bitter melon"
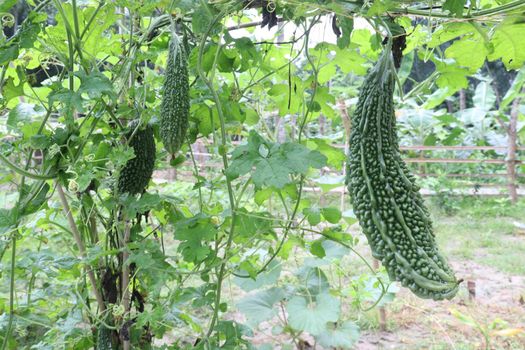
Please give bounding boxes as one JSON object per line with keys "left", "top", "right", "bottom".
{"left": 117, "top": 120, "right": 156, "bottom": 195}
{"left": 97, "top": 325, "right": 113, "bottom": 350}
{"left": 160, "top": 35, "right": 190, "bottom": 155}
{"left": 346, "top": 45, "right": 459, "bottom": 300}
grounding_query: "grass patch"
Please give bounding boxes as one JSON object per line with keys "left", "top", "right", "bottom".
{"left": 432, "top": 197, "right": 525, "bottom": 275}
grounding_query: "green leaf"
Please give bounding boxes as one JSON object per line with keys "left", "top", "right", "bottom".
{"left": 309, "top": 139, "right": 345, "bottom": 170}
{"left": 313, "top": 175, "right": 345, "bottom": 193}
{"left": 76, "top": 71, "right": 116, "bottom": 100}
{"left": 0, "top": 45, "right": 19, "bottom": 65}
{"left": 298, "top": 266, "right": 330, "bottom": 296}
{"left": 342, "top": 209, "right": 358, "bottom": 225}
{"left": 428, "top": 22, "right": 473, "bottom": 48}
{"left": 236, "top": 287, "right": 285, "bottom": 327}
{"left": 286, "top": 293, "right": 340, "bottom": 336}
{"left": 48, "top": 88, "right": 85, "bottom": 117}
{"left": 316, "top": 321, "right": 360, "bottom": 348}
{"left": 321, "top": 207, "right": 341, "bottom": 224}
{"left": 336, "top": 16, "right": 354, "bottom": 49}
{"left": 0, "top": 208, "right": 18, "bottom": 234}
{"left": 2, "top": 77, "right": 25, "bottom": 103}
{"left": 77, "top": 171, "right": 96, "bottom": 192}
{"left": 472, "top": 81, "right": 496, "bottom": 110}
{"left": 226, "top": 131, "right": 326, "bottom": 189}
{"left": 321, "top": 240, "right": 350, "bottom": 261}
{"left": 500, "top": 66, "right": 525, "bottom": 110}
{"left": 0, "top": 0, "right": 17, "bottom": 12}
{"left": 174, "top": 214, "right": 217, "bottom": 263}
{"left": 18, "top": 12, "right": 45, "bottom": 49}
{"left": 192, "top": 2, "right": 215, "bottom": 34}
{"left": 443, "top": 127, "right": 464, "bottom": 145}
{"left": 434, "top": 59, "right": 469, "bottom": 91}
{"left": 29, "top": 134, "right": 51, "bottom": 149}
{"left": 488, "top": 22, "right": 525, "bottom": 70}
{"left": 367, "top": 0, "right": 393, "bottom": 16}
{"left": 234, "top": 260, "right": 282, "bottom": 292}
{"left": 303, "top": 207, "right": 321, "bottom": 226}
{"left": 442, "top": 0, "right": 467, "bottom": 17}
{"left": 21, "top": 183, "right": 50, "bottom": 216}
{"left": 254, "top": 188, "right": 273, "bottom": 206}
{"left": 233, "top": 209, "right": 274, "bottom": 241}
{"left": 122, "top": 193, "right": 162, "bottom": 217}
{"left": 445, "top": 37, "right": 488, "bottom": 72}
{"left": 423, "top": 87, "right": 455, "bottom": 109}
{"left": 7, "top": 103, "right": 45, "bottom": 132}
{"left": 310, "top": 239, "right": 326, "bottom": 258}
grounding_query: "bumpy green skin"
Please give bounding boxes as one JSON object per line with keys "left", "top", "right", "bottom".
{"left": 346, "top": 48, "right": 459, "bottom": 300}
{"left": 97, "top": 326, "right": 113, "bottom": 350}
{"left": 160, "top": 37, "right": 190, "bottom": 154}
{"left": 117, "top": 121, "right": 156, "bottom": 195}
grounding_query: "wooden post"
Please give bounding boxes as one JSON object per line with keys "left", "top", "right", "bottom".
{"left": 338, "top": 99, "right": 351, "bottom": 213}
{"left": 459, "top": 89, "right": 467, "bottom": 110}
{"left": 507, "top": 95, "right": 520, "bottom": 204}
{"left": 373, "top": 259, "right": 387, "bottom": 331}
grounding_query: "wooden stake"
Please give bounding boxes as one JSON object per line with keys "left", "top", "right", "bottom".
{"left": 507, "top": 93, "right": 521, "bottom": 204}
{"left": 373, "top": 259, "right": 387, "bottom": 331}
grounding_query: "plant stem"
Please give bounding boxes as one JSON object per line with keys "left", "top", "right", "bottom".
{"left": 121, "top": 221, "right": 131, "bottom": 350}
{"left": 0, "top": 153, "right": 56, "bottom": 180}
{"left": 187, "top": 140, "right": 204, "bottom": 212}
{"left": 1, "top": 232, "right": 17, "bottom": 350}
{"left": 57, "top": 184, "right": 106, "bottom": 312}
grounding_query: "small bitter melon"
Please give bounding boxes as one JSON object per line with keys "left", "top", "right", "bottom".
{"left": 160, "top": 35, "right": 190, "bottom": 155}
{"left": 346, "top": 45, "right": 459, "bottom": 300}
{"left": 117, "top": 120, "right": 156, "bottom": 195}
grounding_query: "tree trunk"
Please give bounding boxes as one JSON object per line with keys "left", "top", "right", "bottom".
{"left": 507, "top": 95, "right": 520, "bottom": 204}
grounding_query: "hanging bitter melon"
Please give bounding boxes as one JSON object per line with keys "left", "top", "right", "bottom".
{"left": 117, "top": 120, "right": 156, "bottom": 195}
{"left": 97, "top": 325, "right": 113, "bottom": 350}
{"left": 160, "top": 35, "right": 190, "bottom": 155}
{"left": 346, "top": 45, "right": 460, "bottom": 300}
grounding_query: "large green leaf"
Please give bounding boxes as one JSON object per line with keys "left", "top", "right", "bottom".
{"left": 0, "top": 208, "right": 18, "bottom": 234}
{"left": 236, "top": 287, "right": 285, "bottom": 327}
{"left": 445, "top": 37, "right": 488, "bottom": 72}
{"left": 76, "top": 71, "right": 116, "bottom": 100}
{"left": 488, "top": 22, "right": 525, "bottom": 70}
{"left": 226, "top": 131, "right": 326, "bottom": 189}
{"left": 234, "top": 260, "right": 282, "bottom": 292}
{"left": 173, "top": 214, "right": 218, "bottom": 263}
{"left": 472, "top": 81, "right": 496, "bottom": 111}
{"left": 286, "top": 293, "right": 340, "bottom": 335}
{"left": 316, "top": 321, "right": 360, "bottom": 349}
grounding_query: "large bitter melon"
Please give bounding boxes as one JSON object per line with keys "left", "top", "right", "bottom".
{"left": 160, "top": 35, "right": 190, "bottom": 155}
{"left": 346, "top": 46, "right": 459, "bottom": 300}
{"left": 117, "top": 120, "right": 156, "bottom": 195}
